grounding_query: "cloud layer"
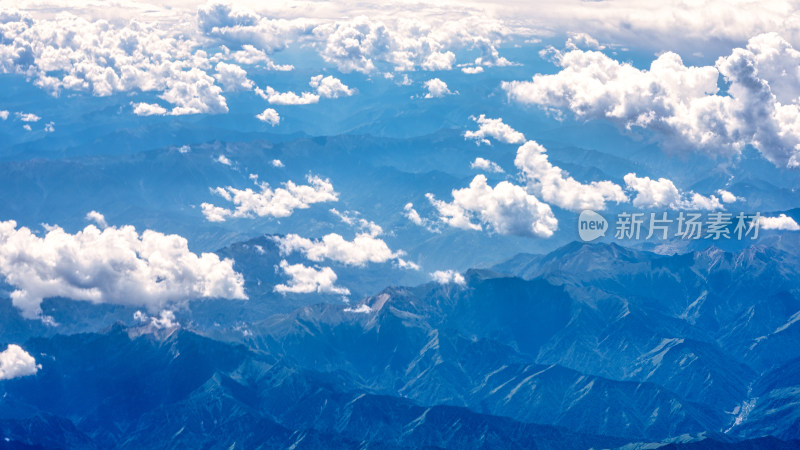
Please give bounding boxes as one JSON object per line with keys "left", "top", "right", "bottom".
{"left": 425, "top": 115, "right": 735, "bottom": 237}
{"left": 503, "top": 34, "right": 800, "bottom": 168}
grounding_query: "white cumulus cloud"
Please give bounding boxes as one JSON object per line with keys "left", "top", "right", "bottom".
{"left": 310, "top": 14, "right": 509, "bottom": 73}
{"left": 0, "top": 10, "right": 229, "bottom": 115}
{"left": 515, "top": 141, "right": 628, "bottom": 211}
{"left": 256, "top": 108, "right": 280, "bottom": 126}
{"left": 309, "top": 74, "right": 355, "bottom": 98}
{"left": 0, "top": 220, "right": 246, "bottom": 319}
{"left": 274, "top": 260, "right": 350, "bottom": 296}
{"left": 503, "top": 34, "right": 800, "bottom": 168}
{"left": 717, "top": 189, "right": 740, "bottom": 203}
{"left": 225, "top": 44, "right": 294, "bottom": 71}
{"left": 134, "top": 310, "right": 179, "bottom": 330}
{"left": 470, "top": 157, "right": 504, "bottom": 173}
{"left": 461, "top": 65, "right": 484, "bottom": 74}
{"left": 201, "top": 174, "right": 338, "bottom": 222}
{"left": 213, "top": 62, "right": 254, "bottom": 91}
{"left": 255, "top": 85, "right": 320, "bottom": 105}
{"left": 431, "top": 270, "right": 465, "bottom": 285}
{"left": 132, "top": 102, "right": 168, "bottom": 116}
{"left": 343, "top": 303, "right": 372, "bottom": 313}
{"left": 216, "top": 154, "right": 233, "bottom": 166}
{"left": 427, "top": 174, "right": 558, "bottom": 238}
{"left": 0, "top": 345, "right": 39, "bottom": 381}
{"left": 85, "top": 210, "right": 108, "bottom": 228}
{"left": 464, "top": 115, "right": 526, "bottom": 145}
{"left": 623, "top": 173, "right": 723, "bottom": 210}
{"left": 759, "top": 214, "right": 800, "bottom": 230}
{"left": 423, "top": 78, "right": 454, "bottom": 98}
{"left": 273, "top": 232, "right": 414, "bottom": 268}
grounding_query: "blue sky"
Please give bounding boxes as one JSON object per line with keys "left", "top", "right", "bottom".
{"left": 0, "top": 0, "right": 799, "bottom": 332}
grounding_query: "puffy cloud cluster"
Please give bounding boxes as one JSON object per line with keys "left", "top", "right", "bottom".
{"left": 0, "top": 218, "right": 246, "bottom": 320}
{"left": 565, "top": 32, "right": 604, "bottom": 51}
{"left": 426, "top": 174, "right": 558, "bottom": 238}
{"left": 464, "top": 115, "right": 525, "bottom": 145}
{"left": 197, "top": 2, "right": 312, "bottom": 54}
{"left": 463, "top": 116, "right": 628, "bottom": 212}
{"left": 515, "top": 141, "right": 628, "bottom": 211}
{"left": 1, "top": 2, "right": 512, "bottom": 119}
{"left": 715, "top": 33, "right": 800, "bottom": 167}
{"left": 760, "top": 214, "right": 800, "bottom": 230}
{"left": 312, "top": 15, "right": 508, "bottom": 73}
{"left": 274, "top": 260, "right": 350, "bottom": 296}
{"left": 273, "top": 233, "right": 410, "bottom": 268}
{"left": 215, "top": 154, "right": 233, "bottom": 166}
{"left": 503, "top": 34, "right": 800, "bottom": 168}
{"left": 213, "top": 61, "right": 254, "bottom": 91}
{"left": 309, "top": 74, "right": 355, "bottom": 98}
{"left": 430, "top": 270, "right": 465, "bottom": 285}
{"left": 273, "top": 209, "right": 417, "bottom": 269}
{"left": 272, "top": 207, "right": 418, "bottom": 296}
{"left": 717, "top": 189, "right": 740, "bottom": 203}
{"left": 423, "top": 78, "right": 454, "bottom": 98}
{"left": 425, "top": 116, "right": 732, "bottom": 237}
{"left": 0, "top": 11, "right": 230, "bottom": 115}
{"left": 0, "top": 344, "right": 39, "bottom": 380}
{"left": 500, "top": 0, "right": 800, "bottom": 55}
{"left": 134, "top": 310, "right": 179, "bottom": 329}
{"left": 218, "top": 44, "right": 293, "bottom": 71}
{"left": 255, "top": 86, "right": 320, "bottom": 105}
{"left": 464, "top": 116, "right": 628, "bottom": 211}
{"left": 197, "top": 2, "right": 513, "bottom": 74}
{"left": 201, "top": 175, "right": 338, "bottom": 222}
{"left": 470, "top": 157, "right": 504, "bottom": 173}
{"left": 256, "top": 108, "right": 280, "bottom": 125}
{"left": 623, "top": 174, "right": 723, "bottom": 210}
{"left": 132, "top": 102, "right": 167, "bottom": 116}
{"left": 255, "top": 75, "right": 354, "bottom": 105}
{"left": 461, "top": 65, "right": 484, "bottom": 74}
{"left": 85, "top": 210, "right": 108, "bottom": 228}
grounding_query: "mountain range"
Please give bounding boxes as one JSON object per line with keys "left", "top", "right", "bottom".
{"left": 1, "top": 241, "right": 800, "bottom": 448}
